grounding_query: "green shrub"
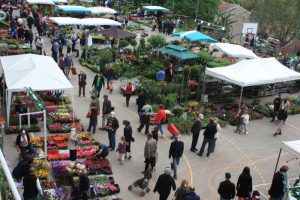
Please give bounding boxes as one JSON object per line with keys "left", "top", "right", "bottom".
{"left": 198, "top": 51, "right": 213, "bottom": 64}
{"left": 148, "top": 35, "right": 166, "bottom": 48}
{"left": 168, "top": 116, "right": 194, "bottom": 134}
{"left": 119, "top": 40, "right": 129, "bottom": 49}
{"left": 162, "top": 93, "right": 177, "bottom": 109}
{"left": 172, "top": 107, "right": 184, "bottom": 117}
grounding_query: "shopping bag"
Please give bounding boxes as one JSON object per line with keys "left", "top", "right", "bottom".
{"left": 167, "top": 123, "right": 179, "bottom": 135}
{"left": 86, "top": 110, "right": 91, "bottom": 118}
{"left": 90, "top": 87, "right": 96, "bottom": 95}
{"left": 71, "top": 67, "right": 77, "bottom": 75}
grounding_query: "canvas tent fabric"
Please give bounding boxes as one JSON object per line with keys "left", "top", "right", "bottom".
{"left": 205, "top": 57, "right": 300, "bottom": 87}
{"left": 282, "top": 140, "right": 300, "bottom": 158}
{"left": 210, "top": 43, "right": 258, "bottom": 59}
{"left": 155, "top": 45, "right": 199, "bottom": 60}
{"left": 142, "top": 6, "right": 170, "bottom": 12}
{"left": 26, "top": 0, "right": 54, "bottom": 5}
{"left": 0, "top": 54, "right": 74, "bottom": 125}
{"left": 57, "top": 5, "right": 91, "bottom": 13}
{"left": 172, "top": 30, "right": 217, "bottom": 43}
{"left": 49, "top": 17, "right": 121, "bottom": 26}
{"left": 53, "top": 0, "right": 68, "bottom": 4}
{"left": 89, "top": 6, "right": 117, "bottom": 14}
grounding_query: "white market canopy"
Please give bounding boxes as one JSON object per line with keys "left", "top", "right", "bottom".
{"left": 210, "top": 43, "right": 258, "bottom": 59}
{"left": 282, "top": 140, "right": 300, "bottom": 158}
{"left": 53, "top": 0, "right": 68, "bottom": 3}
{"left": 26, "top": 0, "right": 55, "bottom": 5}
{"left": 49, "top": 17, "right": 121, "bottom": 26}
{"left": 89, "top": 6, "right": 117, "bottom": 14}
{"left": 0, "top": 54, "right": 74, "bottom": 125}
{"left": 205, "top": 57, "right": 300, "bottom": 87}
{"left": 142, "top": 6, "right": 170, "bottom": 12}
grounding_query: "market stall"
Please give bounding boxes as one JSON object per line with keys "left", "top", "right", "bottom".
{"left": 205, "top": 57, "right": 300, "bottom": 106}
{"left": 172, "top": 30, "right": 217, "bottom": 43}
{"left": 89, "top": 6, "right": 117, "bottom": 15}
{"left": 155, "top": 45, "right": 199, "bottom": 60}
{"left": 56, "top": 5, "right": 91, "bottom": 13}
{"left": 53, "top": 0, "right": 68, "bottom": 4}
{"left": 142, "top": 5, "right": 170, "bottom": 12}
{"left": 0, "top": 54, "right": 74, "bottom": 126}
{"left": 210, "top": 42, "right": 258, "bottom": 60}
{"left": 275, "top": 140, "right": 300, "bottom": 200}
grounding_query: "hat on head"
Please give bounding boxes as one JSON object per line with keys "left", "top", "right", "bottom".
{"left": 110, "top": 111, "right": 115, "bottom": 116}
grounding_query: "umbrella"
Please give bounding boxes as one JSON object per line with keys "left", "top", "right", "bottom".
{"left": 98, "top": 28, "right": 136, "bottom": 40}
{"left": 172, "top": 30, "right": 217, "bottom": 43}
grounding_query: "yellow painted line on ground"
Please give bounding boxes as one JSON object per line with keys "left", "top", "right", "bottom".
{"left": 109, "top": 101, "right": 194, "bottom": 185}
{"left": 286, "top": 122, "right": 300, "bottom": 132}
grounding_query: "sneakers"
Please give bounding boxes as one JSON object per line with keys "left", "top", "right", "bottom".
{"left": 245, "top": 132, "right": 248, "bottom": 135}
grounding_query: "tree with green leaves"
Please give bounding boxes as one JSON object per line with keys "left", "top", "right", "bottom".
{"left": 240, "top": 0, "right": 300, "bottom": 44}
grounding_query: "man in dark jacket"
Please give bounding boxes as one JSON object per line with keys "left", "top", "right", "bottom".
{"left": 92, "top": 73, "right": 105, "bottom": 98}
{"left": 184, "top": 186, "right": 200, "bottom": 200}
{"left": 165, "top": 63, "right": 176, "bottom": 82}
{"left": 22, "top": 167, "right": 43, "bottom": 200}
{"left": 79, "top": 169, "right": 90, "bottom": 200}
{"left": 101, "top": 95, "right": 112, "bottom": 129}
{"left": 78, "top": 71, "right": 87, "bottom": 97}
{"left": 268, "top": 165, "right": 288, "bottom": 200}
{"left": 218, "top": 173, "right": 235, "bottom": 200}
{"left": 169, "top": 135, "right": 184, "bottom": 180}
{"left": 105, "top": 112, "right": 119, "bottom": 151}
{"left": 271, "top": 94, "right": 282, "bottom": 122}
{"left": 136, "top": 88, "right": 148, "bottom": 115}
{"left": 190, "top": 114, "right": 203, "bottom": 152}
{"left": 198, "top": 119, "right": 217, "bottom": 157}
{"left": 154, "top": 167, "right": 176, "bottom": 200}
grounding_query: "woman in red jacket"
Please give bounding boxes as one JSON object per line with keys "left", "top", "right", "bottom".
{"left": 125, "top": 82, "right": 133, "bottom": 107}
{"left": 154, "top": 105, "right": 166, "bottom": 137}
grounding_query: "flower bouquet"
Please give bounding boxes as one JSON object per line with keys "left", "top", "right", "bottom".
{"left": 35, "top": 169, "right": 48, "bottom": 179}
{"left": 41, "top": 180, "right": 56, "bottom": 190}
{"left": 43, "top": 189, "right": 59, "bottom": 200}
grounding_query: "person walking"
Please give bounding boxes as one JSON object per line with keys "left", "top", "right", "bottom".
{"left": 123, "top": 120, "right": 133, "bottom": 159}
{"left": 174, "top": 179, "right": 189, "bottom": 200}
{"left": 198, "top": 119, "right": 217, "bottom": 157}
{"left": 218, "top": 172, "right": 236, "bottom": 200}
{"left": 184, "top": 186, "right": 200, "bottom": 200}
{"left": 273, "top": 106, "right": 288, "bottom": 136}
{"left": 153, "top": 167, "right": 176, "bottom": 200}
{"left": 211, "top": 117, "right": 221, "bottom": 153}
{"left": 92, "top": 73, "right": 105, "bottom": 98}
{"left": 105, "top": 112, "right": 119, "bottom": 151}
{"left": 78, "top": 71, "right": 87, "bottom": 97}
{"left": 136, "top": 88, "right": 148, "bottom": 115}
{"left": 64, "top": 53, "right": 73, "bottom": 79}
{"left": 68, "top": 128, "right": 78, "bottom": 161}
{"left": 154, "top": 105, "right": 167, "bottom": 137}
{"left": 268, "top": 165, "right": 289, "bottom": 200}
{"left": 271, "top": 94, "right": 282, "bottom": 122}
{"left": 59, "top": 163, "right": 74, "bottom": 200}
{"left": 137, "top": 99, "right": 153, "bottom": 135}
{"left": 87, "top": 103, "right": 98, "bottom": 134}
{"left": 78, "top": 169, "right": 90, "bottom": 200}
{"left": 151, "top": 126, "right": 159, "bottom": 142}
{"left": 125, "top": 81, "right": 133, "bottom": 107}
{"left": 51, "top": 40, "right": 60, "bottom": 62}
{"left": 116, "top": 136, "right": 127, "bottom": 165}
{"left": 22, "top": 167, "right": 43, "bottom": 200}
{"left": 235, "top": 102, "right": 246, "bottom": 133}
{"left": 236, "top": 166, "right": 252, "bottom": 200}
{"left": 190, "top": 114, "right": 203, "bottom": 152}
{"left": 169, "top": 135, "right": 184, "bottom": 180}
{"left": 241, "top": 110, "right": 250, "bottom": 135}
{"left": 101, "top": 95, "right": 112, "bottom": 129}
{"left": 58, "top": 54, "right": 65, "bottom": 72}
{"left": 16, "top": 129, "right": 34, "bottom": 160}
{"left": 143, "top": 133, "right": 157, "bottom": 173}
{"left": 35, "top": 35, "right": 43, "bottom": 55}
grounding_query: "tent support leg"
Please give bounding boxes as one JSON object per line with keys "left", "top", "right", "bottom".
{"left": 239, "top": 86, "right": 244, "bottom": 108}
{"left": 274, "top": 147, "right": 282, "bottom": 174}
{"left": 43, "top": 110, "right": 47, "bottom": 160}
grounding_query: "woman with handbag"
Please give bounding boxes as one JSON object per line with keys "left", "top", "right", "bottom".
{"left": 87, "top": 103, "right": 99, "bottom": 134}
{"left": 123, "top": 120, "right": 133, "bottom": 159}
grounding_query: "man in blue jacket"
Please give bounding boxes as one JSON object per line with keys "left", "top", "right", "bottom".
{"left": 184, "top": 186, "right": 200, "bottom": 200}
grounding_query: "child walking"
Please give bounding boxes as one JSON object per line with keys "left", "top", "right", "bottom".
{"left": 116, "top": 136, "right": 127, "bottom": 165}
{"left": 241, "top": 109, "right": 250, "bottom": 135}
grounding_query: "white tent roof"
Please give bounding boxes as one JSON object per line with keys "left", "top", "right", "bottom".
{"left": 26, "top": 0, "right": 54, "bottom": 5}
{"left": 282, "top": 140, "right": 300, "bottom": 158}
{"left": 0, "top": 54, "right": 73, "bottom": 91}
{"left": 205, "top": 57, "right": 300, "bottom": 87}
{"left": 89, "top": 6, "right": 117, "bottom": 14}
{"left": 49, "top": 17, "right": 121, "bottom": 26}
{"left": 210, "top": 43, "right": 258, "bottom": 59}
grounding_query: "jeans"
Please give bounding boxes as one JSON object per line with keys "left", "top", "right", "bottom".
{"left": 172, "top": 157, "right": 180, "bottom": 178}
{"left": 211, "top": 138, "right": 217, "bottom": 153}
{"left": 241, "top": 123, "right": 248, "bottom": 133}
{"left": 199, "top": 138, "right": 213, "bottom": 157}
{"left": 108, "top": 131, "right": 116, "bottom": 150}
{"left": 157, "top": 123, "right": 164, "bottom": 135}
{"left": 95, "top": 86, "right": 101, "bottom": 98}
{"left": 102, "top": 114, "right": 109, "bottom": 128}
{"left": 64, "top": 67, "right": 70, "bottom": 77}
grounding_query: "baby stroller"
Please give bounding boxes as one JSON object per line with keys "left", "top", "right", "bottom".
{"left": 128, "top": 167, "right": 152, "bottom": 196}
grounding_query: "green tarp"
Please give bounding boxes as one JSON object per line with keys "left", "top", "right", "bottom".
{"left": 155, "top": 45, "right": 199, "bottom": 60}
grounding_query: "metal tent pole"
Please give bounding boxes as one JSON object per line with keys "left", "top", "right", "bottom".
{"left": 274, "top": 148, "right": 282, "bottom": 174}
{"left": 239, "top": 86, "right": 244, "bottom": 108}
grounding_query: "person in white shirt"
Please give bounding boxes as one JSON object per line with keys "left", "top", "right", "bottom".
{"left": 241, "top": 109, "right": 250, "bottom": 135}
{"left": 211, "top": 117, "right": 221, "bottom": 153}
{"left": 68, "top": 128, "right": 78, "bottom": 161}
